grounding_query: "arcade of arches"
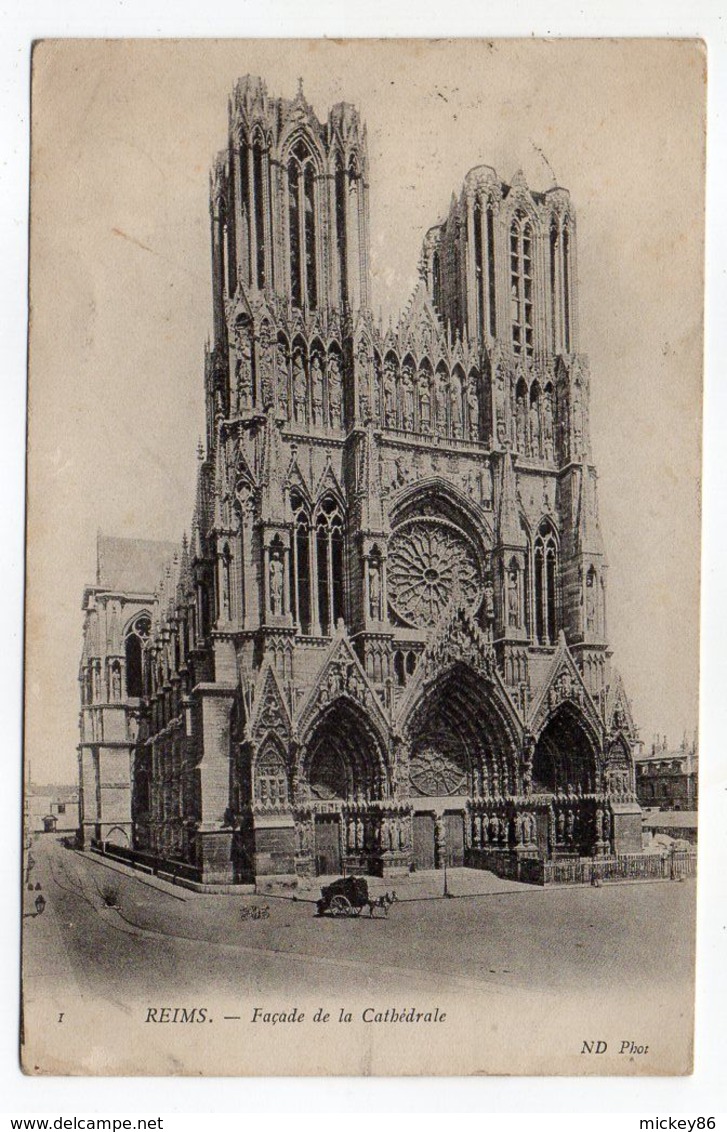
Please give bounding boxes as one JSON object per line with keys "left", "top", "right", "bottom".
{"left": 250, "top": 662, "right": 635, "bottom": 881}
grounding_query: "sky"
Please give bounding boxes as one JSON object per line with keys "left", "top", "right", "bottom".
{"left": 25, "top": 39, "right": 704, "bottom": 784}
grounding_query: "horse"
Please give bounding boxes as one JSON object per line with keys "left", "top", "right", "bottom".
{"left": 366, "top": 890, "right": 399, "bottom": 917}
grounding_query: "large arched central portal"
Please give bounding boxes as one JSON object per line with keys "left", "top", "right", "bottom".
{"left": 405, "top": 663, "right": 520, "bottom": 869}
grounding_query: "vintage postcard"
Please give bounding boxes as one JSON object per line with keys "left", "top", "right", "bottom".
{"left": 22, "top": 38, "right": 704, "bottom": 1076}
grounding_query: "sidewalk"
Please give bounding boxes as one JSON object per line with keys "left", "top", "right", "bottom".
{"left": 257, "top": 866, "right": 532, "bottom": 902}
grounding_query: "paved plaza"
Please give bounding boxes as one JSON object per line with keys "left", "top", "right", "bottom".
{"left": 24, "top": 836, "right": 695, "bottom": 1004}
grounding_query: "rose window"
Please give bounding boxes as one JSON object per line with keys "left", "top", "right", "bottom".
{"left": 409, "top": 741, "right": 467, "bottom": 797}
{"left": 388, "top": 518, "right": 482, "bottom": 629}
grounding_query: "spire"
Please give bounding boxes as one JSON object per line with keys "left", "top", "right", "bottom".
{"left": 497, "top": 450, "right": 524, "bottom": 547}
{"left": 178, "top": 532, "right": 191, "bottom": 598}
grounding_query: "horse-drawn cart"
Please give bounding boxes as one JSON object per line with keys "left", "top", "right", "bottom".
{"left": 316, "top": 876, "right": 399, "bottom": 918}
{"left": 316, "top": 875, "right": 369, "bottom": 917}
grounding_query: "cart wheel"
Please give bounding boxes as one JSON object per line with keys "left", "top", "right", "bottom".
{"left": 329, "top": 895, "right": 351, "bottom": 917}
{"left": 352, "top": 906, "right": 363, "bottom": 917}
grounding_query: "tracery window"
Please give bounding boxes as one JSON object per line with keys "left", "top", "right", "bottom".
{"left": 124, "top": 614, "right": 151, "bottom": 699}
{"left": 315, "top": 495, "right": 345, "bottom": 636}
{"left": 219, "top": 542, "right": 232, "bottom": 621}
{"left": 486, "top": 205, "right": 497, "bottom": 338}
{"left": 334, "top": 156, "right": 348, "bottom": 308}
{"left": 562, "top": 221, "right": 571, "bottom": 353}
{"left": 549, "top": 219, "right": 559, "bottom": 355}
{"left": 474, "top": 199, "right": 485, "bottom": 338}
{"left": 290, "top": 491, "right": 312, "bottom": 634}
{"left": 432, "top": 250, "right": 441, "bottom": 312}
{"left": 252, "top": 131, "right": 270, "bottom": 290}
{"left": 534, "top": 523, "right": 557, "bottom": 645}
{"left": 287, "top": 140, "right": 317, "bottom": 310}
{"left": 510, "top": 210, "right": 534, "bottom": 358}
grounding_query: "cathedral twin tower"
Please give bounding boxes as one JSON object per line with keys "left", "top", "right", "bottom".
{"left": 78, "top": 76, "right": 642, "bottom": 885}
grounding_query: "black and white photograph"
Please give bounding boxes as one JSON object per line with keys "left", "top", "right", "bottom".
{"left": 21, "top": 38, "right": 704, "bottom": 1077}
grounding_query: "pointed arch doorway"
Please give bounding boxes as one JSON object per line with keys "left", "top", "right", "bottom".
{"left": 302, "top": 697, "right": 387, "bottom": 877}
{"left": 404, "top": 662, "right": 520, "bottom": 870}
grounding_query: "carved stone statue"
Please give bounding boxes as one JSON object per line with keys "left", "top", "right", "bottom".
{"left": 401, "top": 365, "right": 415, "bottom": 431}
{"left": 293, "top": 352, "right": 307, "bottom": 424}
{"left": 269, "top": 550, "right": 283, "bottom": 615}
{"left": 516, "top": 387, "right": 528, "bottom": 451}
{"left": 529, "top": 399, "right": 541, "bottom": 458}
{"left": 311, "top": 353, "right": 324, "bottom": 425}
{"left": 356, "top": 340, "right": 370, "bottom": 421}
{"left": 543, "top": 389, "right": 554, "bottom": 459}
{"left": 450, "top": 373, "right": 463, "bottom": 438}
{"left": 235, "top": 336, "right": 253, "bottom": 412}
{"left": 369, "top": 558, "right": 382, "bottom": 620}
{"left": 507, "top": 566, "right": 519, "bottom": 628}
{"left": 276, "top": 342, "right": 289, "bottom": 418}
{"left": 111, "top": 663, "right": 121, "bottom": 702}
{"left": 383, "top": 359, "right": 397, "bottom": 427}
{"left": 484, "top": 579, "right": 495, "bottom": 620}
{"left": 418, "top": 371, "right": 431, "bottom": 432}
{"left": 328, "top": 354, "right": 342, "bottom": 428}
{"left": 258, "top": 323, "right": 274, "bottom": 408}
{"left": 467, "top": 380, "right": 479, "bottom": 441}
{"left": 435, "top": 372, "right": 448, "bottom": 434}
{"left": 572, "top": 382, "right": 583, "bottom": 453}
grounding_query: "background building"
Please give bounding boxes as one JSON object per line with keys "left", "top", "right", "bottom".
{"left": 27, "top": 787, "right": 80, "bottom": 835}
{"left": 78, "top": 77, "right": 642, "bottom": 885}
{"left": 636, "top": 734, "right": 699, "bottom": 811}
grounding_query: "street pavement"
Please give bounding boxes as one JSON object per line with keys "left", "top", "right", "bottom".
{"left": 20, "top": 835, "right": 697, "bottom": 1075}
{"left": 23, "top": 834, "right": 695, "bottom": 1002}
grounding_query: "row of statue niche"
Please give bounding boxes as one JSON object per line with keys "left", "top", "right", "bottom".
{"left": 373, "top": 359, "right": 480, "bottom": 441}
{"left": 230, "top": 325, "right": 345, "bottom": 429}
{"left": 513, "top": 385, "right": 555, "bottom": 460}
{"left": 83, "top": 659, "right": 138, "bottom": 706}
{"left": 383, "top": 454, "right": 494, "bottom": 509}
{"left": 551, "top": 806, "right": 612, "bottom": 845}
{"left": 606, "top": 769, "right": 631, "bottom": 795}
{"left": 470, "top": 813, "right": 509, "bottom": 846}
{"left": 284, "top": 348, "right": 343, "bottom": 428}
{"left": 346, "top": 814, "right": 410, "bottom": 853}
{"left": 553, "top": 808, "right": 580, "bottom": 845}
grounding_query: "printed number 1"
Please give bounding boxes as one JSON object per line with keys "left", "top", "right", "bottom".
{"left": 58, "top": 1012, "right": 64, "bottom": 1023}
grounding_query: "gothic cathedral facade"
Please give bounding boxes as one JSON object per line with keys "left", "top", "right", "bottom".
{"left": 78, "top": 77, "right": 642, "bottom": 885}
